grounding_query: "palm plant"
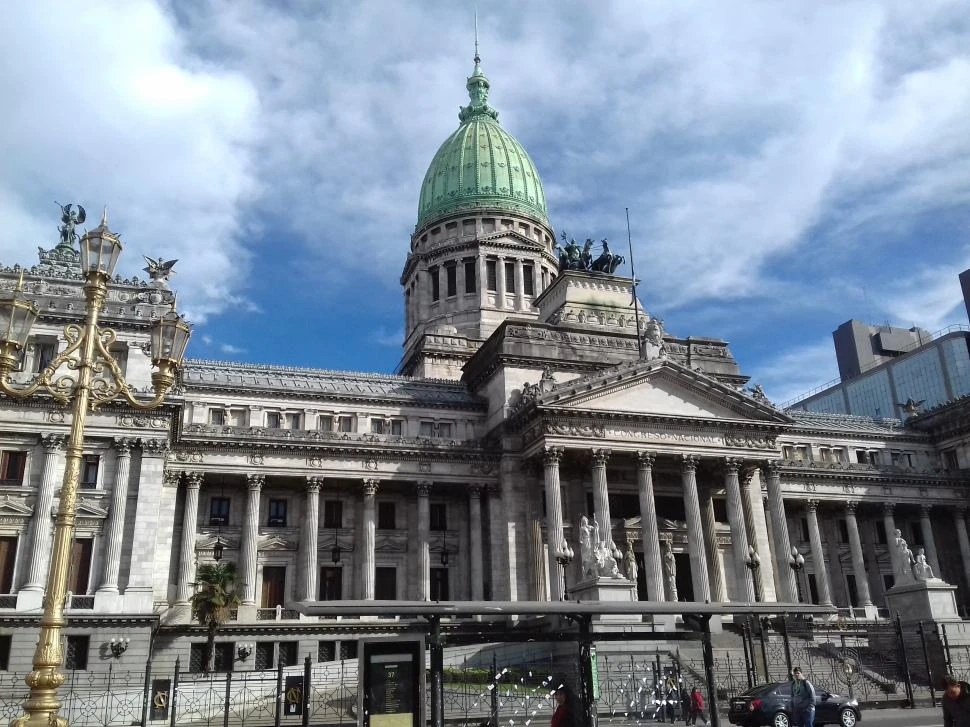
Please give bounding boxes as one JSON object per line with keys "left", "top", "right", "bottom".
{"left": 190, "top": 561, "right": 241, "bottom": 674}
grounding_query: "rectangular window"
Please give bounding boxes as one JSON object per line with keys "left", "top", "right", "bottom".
{"left": 323, "top": 500, "right": 342, "bottom": 529}
{"left": 340, "top": 641, "right": 358, "bottom": 660}
{"left": 0, "top": 635, "right": 10, "bottom": 670}
{"left": 255, "top": 642, "right": 275, "bottom": 671}
{"left": 320, "top": 566, "right": 342, "bottom": 600}
{"left": 268, "top": 499, "right": 287, "bottom": 527}
{"left": 209, "top": 497, "right": 230, "bottom": 526}
{"left": 945, "top": 450, "right": 960, "bottom": 470}
{"left": 523, "top": 264, "right": 534, "bottom": 295}
{"left": 437, "top": 422, "right": 453, "bottom": 438}
{"left": 284, "top": 412, "right": 301, "bottom": 430}
{"left": 375, "top": 567, "right": 397, "bottom": 600}
{"left": 108, "top": 343, "right": 128, "bottom": 377}
{"left": 446, "top": 264, "right": 457, "bottom": 297}
{"left": 837, "top": 519, "right": 849, "bottom": 543}
{"left": 318, "top": 641, "right": 336, "bottom": 662}
{"left": 34, "top": 340, "right": 57, "bottom": 372}
{"left": 430, "top": 267, "right": 440, "bottom": 302}
{"left": 0, "top": 451, "right": 26, "bottom": 485}
{"left": 504, "top": 262, "right": 515, "bottom": 293}
{"left": 266, "top": 412, "right": 281, "bottom": 429}
{"left": 818, "top": 448, "right": 831, "bottom": 462}
{"left": 209, "top": 408, "right": 225, "bottom": 426}
{"left": 486, "top": 260, "right": 497, "bottom": 291}
{"left": 430, "top": 567, "right": 450, "bottom": 601}
{"left": 68, "top": 538, "right": 93, "bottom": 595}
{"left": 0, "top": 537, "right": 17, "bottom": 593}
{"left": 419, "top": 421, "right": 434, "bottom": 437}
{"left": 337, "top": 416, "right": 354, "bottom": 433}
{"left": 65, "top": 635, "right": 89, "bottom": 670}
{"left": 80, "top": 455, "right": 99, "bottom": 489}
{"left": 278, "top": 642, "right": 298, "bottom": 667}
{"left": 370, "top": 419, "right": 386, "bottom": 434}
{"left": 389, "top": 420, "right": 403, "bottom": 436}
{"left": 318, "top": 415, "right": 333, "bottom": 432}
{"left": 378, "top": 502, "right": 396, "bottom": 529}
{"left": 193, "top": 643, "right": 234, "bottom": 673}
{"left": 430, "top": 503, "right": 447, "bottom": 531}
{"left": 782, "top": 445, "right": 794, "bottom": 460}
{"left": 464, "top": 260, "right": 476, "bottom": 293}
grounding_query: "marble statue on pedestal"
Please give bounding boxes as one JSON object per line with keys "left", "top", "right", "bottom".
{"left": 579, "top": 515, "right": 623, "bottom": 579}
{"left": 893, "top": 529, "right": 916, "bottom": 584}
{"left": 913, "top": 547, "right": 935, "bottom": 580}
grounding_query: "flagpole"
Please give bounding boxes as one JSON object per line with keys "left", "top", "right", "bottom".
{"left": 626, "top": 208, "right": 644, "bottom": 358}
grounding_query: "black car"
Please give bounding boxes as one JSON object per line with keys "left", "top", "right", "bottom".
{"left": 727, "top": 681, "right": 861, "bottom": 727}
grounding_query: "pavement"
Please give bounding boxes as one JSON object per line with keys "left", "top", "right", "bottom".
{"left": 714, "top": 705, "right": 945, "bottom": 726}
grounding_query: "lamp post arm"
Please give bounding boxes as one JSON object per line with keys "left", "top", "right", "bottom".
{"left": 0, "top": 324, "right": 86, "bottom": 405}
{"left": 88, "top": 327, "right": 173, "bottom": 410}
{"left": 19, "top": 274, "right": 107, "bottom": 727}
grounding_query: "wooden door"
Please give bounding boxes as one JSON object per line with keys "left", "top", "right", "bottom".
{"left": 261, "top": 566, "right": 286, "bottom": 607}
{"left": 68, "top": 538, "right": 93, "bottom": 594}
{"left": 0, "top": 537, "right": 16, "bottom": 593}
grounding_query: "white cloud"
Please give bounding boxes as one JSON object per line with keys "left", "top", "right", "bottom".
{"left": 748, "top": 339, "right": 842, "bottom": 407}
{"left": 219, "top": 343, "right": 245, "bottom": 355}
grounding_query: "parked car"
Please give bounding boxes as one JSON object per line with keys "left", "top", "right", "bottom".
{"left": 727, "top": 680, "right": 861, "bottom": 727}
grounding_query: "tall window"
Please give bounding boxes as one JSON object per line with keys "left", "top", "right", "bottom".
{"left": 464, "top": 260, "right": 476, "bottom": 293}
{"left": 209, "top": 408, "right": 225, "bottom": 426}
{"left": 504, "top": 262, "right": 515, "bottom": 293}
{"left": 0, "top": 537, "right": 17, "bottom": 593}
{"left": 430, "top": 567, "right": 450, "bottom": 600}
{"left": 486, "top": 260, "right": 497, "bottom": 291}
{"left": 284, "top": 412, "right": 302, "bottom": 429}
{"left": 375, "top": 567, "right": 397, "bottom": 600}
{"left": 0, "top": 451, "right": 26, "bottom": 485}
{"left": 65, "top": 636, "right": 89, "bottom": 671}
{"left": 446, "top": 264, "right": 457, "bottom": 297}
{"left": 370, "top": 419, "right": 386, "bottom": 434}
{"left": 378, "top": 502, "right": 396, "bottom": 529}
{"left": 68, "top": 538, "right": 93, "bottom": 595}
{"left": 268, "top": 499, "right": 287, "bottom": 527}
{"left": 430, "top": 503, "right": 447, "bottom": 531}
{"left": 318, "top": 415, "right": 333, "bottom": 432}
{"left": 323, "top": 500, "right": 342, "bottom": 529}
{"left": 210, "top": 497, "right": 230, "bottom": 526}
{"left": 430, "top": 267, "right": 440, "bottom": 302}
{"left": 80, "top": 455, "right": 99, "bottom": 489}
{"left": 266, "top": 412, "right": 281, "bottom": 429}
{"left": 337, "top": 416, "right": 355, "bottom": 433}
{"left": 523, "top": 263, "right": 534, "bottom": 295}
{"left": 33, "top": 338, "right": 57, "bottom": 373}
{"left": 320, "top": 567, "right": 342, "bottom": 600}
{"left": 190, "top": 643, "right": 233, "bottom": 673}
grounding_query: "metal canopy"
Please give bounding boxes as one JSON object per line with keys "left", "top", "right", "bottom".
{"left": 295, "top": 599, "right": 836, "bottom": 618}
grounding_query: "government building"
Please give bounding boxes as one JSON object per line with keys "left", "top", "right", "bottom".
{"left": 0, "top": 50, "right": 969, "bottom": 678}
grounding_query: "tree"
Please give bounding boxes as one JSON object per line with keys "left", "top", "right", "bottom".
{"left": 190, "top": 561, "right": 241, "bottom": 674}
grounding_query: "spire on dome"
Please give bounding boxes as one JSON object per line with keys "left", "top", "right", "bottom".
{"left": 459, "top": 9, "right": 498, "bottom": 123}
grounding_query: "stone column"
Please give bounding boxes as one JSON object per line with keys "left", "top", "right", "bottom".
{"left": 543, "top": 447, "right": 565, "bottom": 601}
{"left": 590, "top": 449, "right": 614, "bottom": 547}
{"left": 883, "top": 503, "right": 899, "bottom": 577}
{"left": 805, "top": 500, "right": 833, "bottom": 606}
{"left": 23, "top": 434, "right": 65, "bottom": 593}
{"left": 724, "top": 458, "right": 755, "bottom": 601}
{"left": 469, "top": 486, "right": 484, "bottom": 600}
{"left": 954, "top": 507, "right": 970, "bottom": 595}
{"left": 701, "top": 489, "right": 725, "bottom": 601}
{"left": 478, "top": 255, "right": 488, "bottom": 308}
{"left": 495, "top": 256, "right": 506, "bottom": 309}
{"left": 844, "top": 502, "right": 873, "bottom": 607}
{"left": 98, "top": 438, "right": 134, "bottom": 593}
{"left": 175, "top": 471, "right": 202, "bottom": 604}
{"left": 763, "top": 462, "right": 798, "bottom": 602}
{"left": 300, "top": 477, "right": 321, "bottom": 601}
{"left": 361, "top": 479, "right": 379, "bottom": 600}
{"left": 514, "top": 259, "right": 525, "bottom": 310}
{"left": 682, "top": 455, "right": 711, "bottom": 602}
{"left": 240, "top": 473, "right": 263, "bottom": 606}
{"left": 742, "top": 468, "right": 775, "bottom": 602}
{"left": 527, "top": 481, "right": 547, "bottom": 601}
{"left": 636, "top": 452, "right": 664, "bottom": 600}
{"left": 918, "top": 505, "right": 942, "bottom": 575}
{"left": 417, "top": 482, "right": 431, "bottom": 600}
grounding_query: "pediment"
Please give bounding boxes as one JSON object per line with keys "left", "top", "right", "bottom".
{"left": 538, "top": 360, "right": 791, "bottom": 424}
{"left": 0, "top": 497, "right": 33, "bottom": 517}
{"left": 76, "top": 498, "right": 109, "bottom": 518}
{"left": 258, "top": 534, "right": 295, "bottom": 551}
{"left": 479, "top": 230, "right": 547, "bottom": 252}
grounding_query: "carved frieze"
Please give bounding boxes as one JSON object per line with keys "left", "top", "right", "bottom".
{"left": 171, "top": 451, "right": 203, "bottom": 464}
{"left": 118, "top": 414, "right": 167, "bottom": 429}
{"left": 375, "top": 531, "right": 409, "bottom": 552}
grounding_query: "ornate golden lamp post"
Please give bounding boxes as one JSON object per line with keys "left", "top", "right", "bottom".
{"left": 0, "top": 210, "right": 190, "bottom": 727}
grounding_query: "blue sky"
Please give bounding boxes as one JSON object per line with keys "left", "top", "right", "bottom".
{"left": 3, "top": 1, "right": 970, "bottom": 404}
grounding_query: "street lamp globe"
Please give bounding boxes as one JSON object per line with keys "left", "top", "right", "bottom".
{"left": 0, "top": 283, "right": 39, "bottom": 369}
{"left": 79, "top": 210, "right": 123, "bottom": 277}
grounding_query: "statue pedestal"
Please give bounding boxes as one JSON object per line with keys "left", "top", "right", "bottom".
{"left": 885, "top": 578, "right": 960, "bottom": 623}
{"left": 569, "top": 576, "right": 638, "bottom": 623}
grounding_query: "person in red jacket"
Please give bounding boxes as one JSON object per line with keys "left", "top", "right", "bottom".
{"left": 550, "top": 685, "right": 573, "bottom": 727}
{"left": 688, "top": 687, "right": 708, "bottom": 726}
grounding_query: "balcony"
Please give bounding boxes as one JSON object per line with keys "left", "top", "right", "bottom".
{"left": 256, "top": 605, "right": 299, "bottom": 621}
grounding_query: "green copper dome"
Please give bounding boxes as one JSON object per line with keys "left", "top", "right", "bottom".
{"left": 416, "top": 56, "right": 549, "bottom": 229}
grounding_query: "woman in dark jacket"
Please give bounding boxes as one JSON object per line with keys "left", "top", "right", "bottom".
{"left": 943, "top": 675, "right": 970, "bottom": 727}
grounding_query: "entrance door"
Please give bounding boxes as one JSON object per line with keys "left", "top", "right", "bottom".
{"left": 0, "top": 537, "right": 17, "bottom": 593}
{"left": 261, "top": 566, "right": 286, "bottom": 607}
{"left": 674, "top": 552, "right": 693, "bottom": 602}
{"left": 634, "top": 552, "right": 648, "bottom": 600}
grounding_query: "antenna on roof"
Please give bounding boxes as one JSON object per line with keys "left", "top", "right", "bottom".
{"left": 626, "top": 208, "right": 644, "bottom": 359}
{"left": 474, "top": 5, "right": 480, "bottom": 65}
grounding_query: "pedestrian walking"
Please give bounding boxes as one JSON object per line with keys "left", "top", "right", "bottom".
{"left": 790, "top": 667, "right": 816, "bottom": 727}
{"left": 686, "top": 687, "right": 708, "bottom": 725}
{"left": 943, "top": 674, "right": 970, "bottom": 727}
